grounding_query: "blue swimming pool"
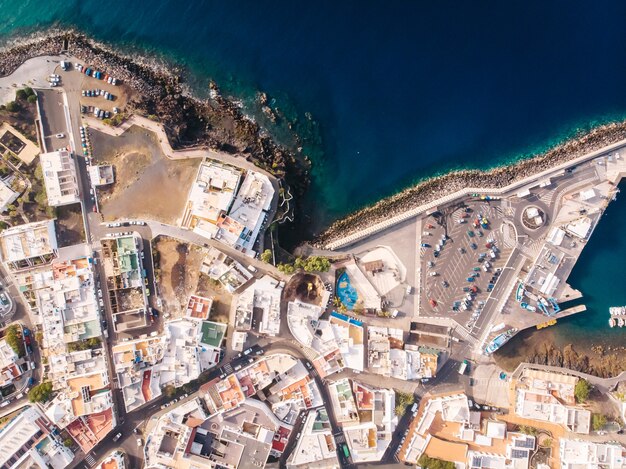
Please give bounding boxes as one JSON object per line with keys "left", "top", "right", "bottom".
{"left": 336, "top": 271, "right": 358, "bottom": 310}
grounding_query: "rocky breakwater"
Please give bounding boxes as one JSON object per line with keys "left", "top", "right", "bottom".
{"left": 0, "top": 30, "right": 311, "bottom": 202}
{"left": 315, "top": 121, "right": 626, "bottom": 248}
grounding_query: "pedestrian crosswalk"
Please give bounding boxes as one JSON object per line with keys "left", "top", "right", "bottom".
{"left": 453, "top": 325, "right": 479, "bottom": 344}
{"left": 84, "top": 453, "right": 97, "bottom": 467}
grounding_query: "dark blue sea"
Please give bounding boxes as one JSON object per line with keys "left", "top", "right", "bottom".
{"left": 1, "top": 0, "right": 626, "bottom": 351}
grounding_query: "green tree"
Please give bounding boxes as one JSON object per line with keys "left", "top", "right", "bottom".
{"left": 23, "top": 87, "right": 34, "bottom": 97}
{"left": 417, "top": 455, "right": 456, "bottom": 469}
{"left": 34, "top": 189, "right": 48, "bottom": 208}
{"left": 87, "top": 337, "right": 101, "bottom": 348}
{"left": 164, "top": 384, "right": 176, "bottom": 398}
{"left": 394, "top": 391, "right": 415, "bottom": 416}
{"left": 5, "top": 101, "right": 19, "bottom": 113}
{"left": 34, "top": 164, "right": 44, "bottom": 181}
{"left": 5, "top": 324, "right": 25, "bottom": 356}
{"left": 260, "top": 249, "right": 272, "bottom": 264}
{"left": 592, "top": 414, "right": 607, "bottom": 431}
{"left": 15, "top": 89, "right": 27, "bottom": 101}
{"left": 28, "top": 382, "right": 53, "bottom": 403}
{"left": 277, "top": 263, "right": 295, "bottom": 274}
{"left": 63, "top": 438, "right": 73, "bottom": 448}
{"left": 517, "top": 425, "right": 538, "bottom": 436}
{"left": 27, "top": 94, "right": 37, "bottom": 104}
{"left": 575, "top": 379, "right": 591, "bottom": 403}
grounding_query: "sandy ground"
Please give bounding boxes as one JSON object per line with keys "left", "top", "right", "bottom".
{"left": 92, "top": 126, "right": 200, "bottom": 224}
{"left": 78, "top": 73, "right": 131, "bottom": 113}
{"left": 153, "top": 236, "right": 232, "bottom": 320}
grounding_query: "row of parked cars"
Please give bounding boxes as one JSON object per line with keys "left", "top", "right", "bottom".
{"left": 93, "top": 107, "right": 113, "bottom": 120}
{"left": 82, "top": 89, "right": 116, "bottom": 100}
{"left": 106, "top": 221, "right": 147, "bottom": 227}
{"left": 48, "top": 74, "right": 61, "bottom": 87}
{"left": 75, "top": 63, "right": 119, "bottom": 85}
{"left": 160, "top": 393, "right": 189, "bottom": 410}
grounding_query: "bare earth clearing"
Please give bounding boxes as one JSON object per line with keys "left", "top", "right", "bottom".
{"left": 153, "top": 236, "right": 232, "bottom": 323}
{"left": 92, "top": 125, "right": 200, "bottom": 224}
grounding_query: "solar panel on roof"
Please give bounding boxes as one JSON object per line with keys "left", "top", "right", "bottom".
{"left": 511, "top": 449, "right": 528, "bottom": 459}
{"left": 514, "top": 437, "right": 535, "bottom": 449}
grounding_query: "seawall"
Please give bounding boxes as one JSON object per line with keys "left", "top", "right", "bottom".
{"left": 317, "top": 121, "right": 626, "bottom": 250}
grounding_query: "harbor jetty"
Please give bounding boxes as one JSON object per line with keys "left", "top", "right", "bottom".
{"left": 316, "top": 121, "right": 626, "bottom": 249}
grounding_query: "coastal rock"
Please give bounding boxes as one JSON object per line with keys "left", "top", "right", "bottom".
{"left": 0, "top": 30, "right": 310, "bottom": 214}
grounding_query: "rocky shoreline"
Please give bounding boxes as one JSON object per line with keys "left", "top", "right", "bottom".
{"left": 0, "top": 29, "right": 311, "bottom": 200}
{"left": 315, "top": 121, "right": 626, "bottom": 247}
{"left": 496, "top": 337, "right": 626, "bottom": 379}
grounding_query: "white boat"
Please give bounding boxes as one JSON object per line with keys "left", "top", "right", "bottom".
{"left": 609, "top": 317, "right": 617, "bottom": 328}
{"left": 609, "top": 306, "right": 626, "bottom": 315}
{"left": 619, "top": 318, "right": 625, "bottom": 327}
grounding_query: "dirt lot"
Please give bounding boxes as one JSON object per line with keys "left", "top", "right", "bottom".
{"left": 153, "top": 235, "right": 232, "bottom": 321}
{"left": 79, "top": 74, "right": 131, "bottom": 114}
{"left": 55, "top": 203, "right": 85, "bottom": 247}
{"left": 92, "top": 126, "right": 200, "bottom": 224}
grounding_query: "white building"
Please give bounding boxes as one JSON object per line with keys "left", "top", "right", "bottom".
{"left": 559, "top": 439, "right": 626, "bottom": 469}
{"left": 514, "top": 369, "right": 591, "bottom": 434}
{"left": 181, "top": 160, "right": 274, "bottom": 256}
{"left": 217, "top": 170, "right": 274, "bottom": 254}
{"left": 39, "top": 150, "right": 80, "bottom": 206}
{"left": 0, "top": 219, "right": 57, "bottom": 270}
{"left": 182, "top": 160, "right": 242, "bottom": 237}
{"left": 88, "top": 165, "right": 115, "bottom": 186}
{"left": 0, "top": 405, "right": 74, "bottom": 469}
{"left": 0, "top": 180, "right": 18, "bottom": 213}
{"left": 236, "top": 276, "right": 283, "bottom": 336}
{"left": 344, "top": 381, "right": 397, "bottom": 462}
{"left": 157, "top": 318, "right": 221, "bottom": 388}
{"left": 287, "top": 408, "right": 339, "bottom": 468}
{"left": 0, "top": 337, "right": 22, "bottom": 387}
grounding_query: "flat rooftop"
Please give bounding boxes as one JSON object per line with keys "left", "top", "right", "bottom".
{"left": 0, "top": 219, "right": 57, "bottom": 264}
{"left": 40, "top": 150, "right": 80, "bottom": 207}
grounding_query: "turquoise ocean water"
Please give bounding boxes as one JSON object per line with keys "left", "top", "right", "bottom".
{"left": 1, "top": 1, "right": 626, "bottom": 350}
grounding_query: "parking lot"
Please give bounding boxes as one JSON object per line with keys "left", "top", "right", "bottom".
{"left": 419, "top": 200, "right": 513, "bottom": 331}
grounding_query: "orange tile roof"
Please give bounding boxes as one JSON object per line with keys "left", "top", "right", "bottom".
{"left": 424, "top": 437, "right": 468, "bottom": 463}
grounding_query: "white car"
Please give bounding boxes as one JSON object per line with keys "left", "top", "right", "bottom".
{"left": 136, "top": 438, "right": 143, "bottom": 447}
{"left": 55, "top": 133, "right": 64, "bottom": 138}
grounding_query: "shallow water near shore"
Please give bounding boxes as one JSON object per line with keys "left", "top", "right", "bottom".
{"left": 2, "top": 1, "right": 626, "bottom": 359}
